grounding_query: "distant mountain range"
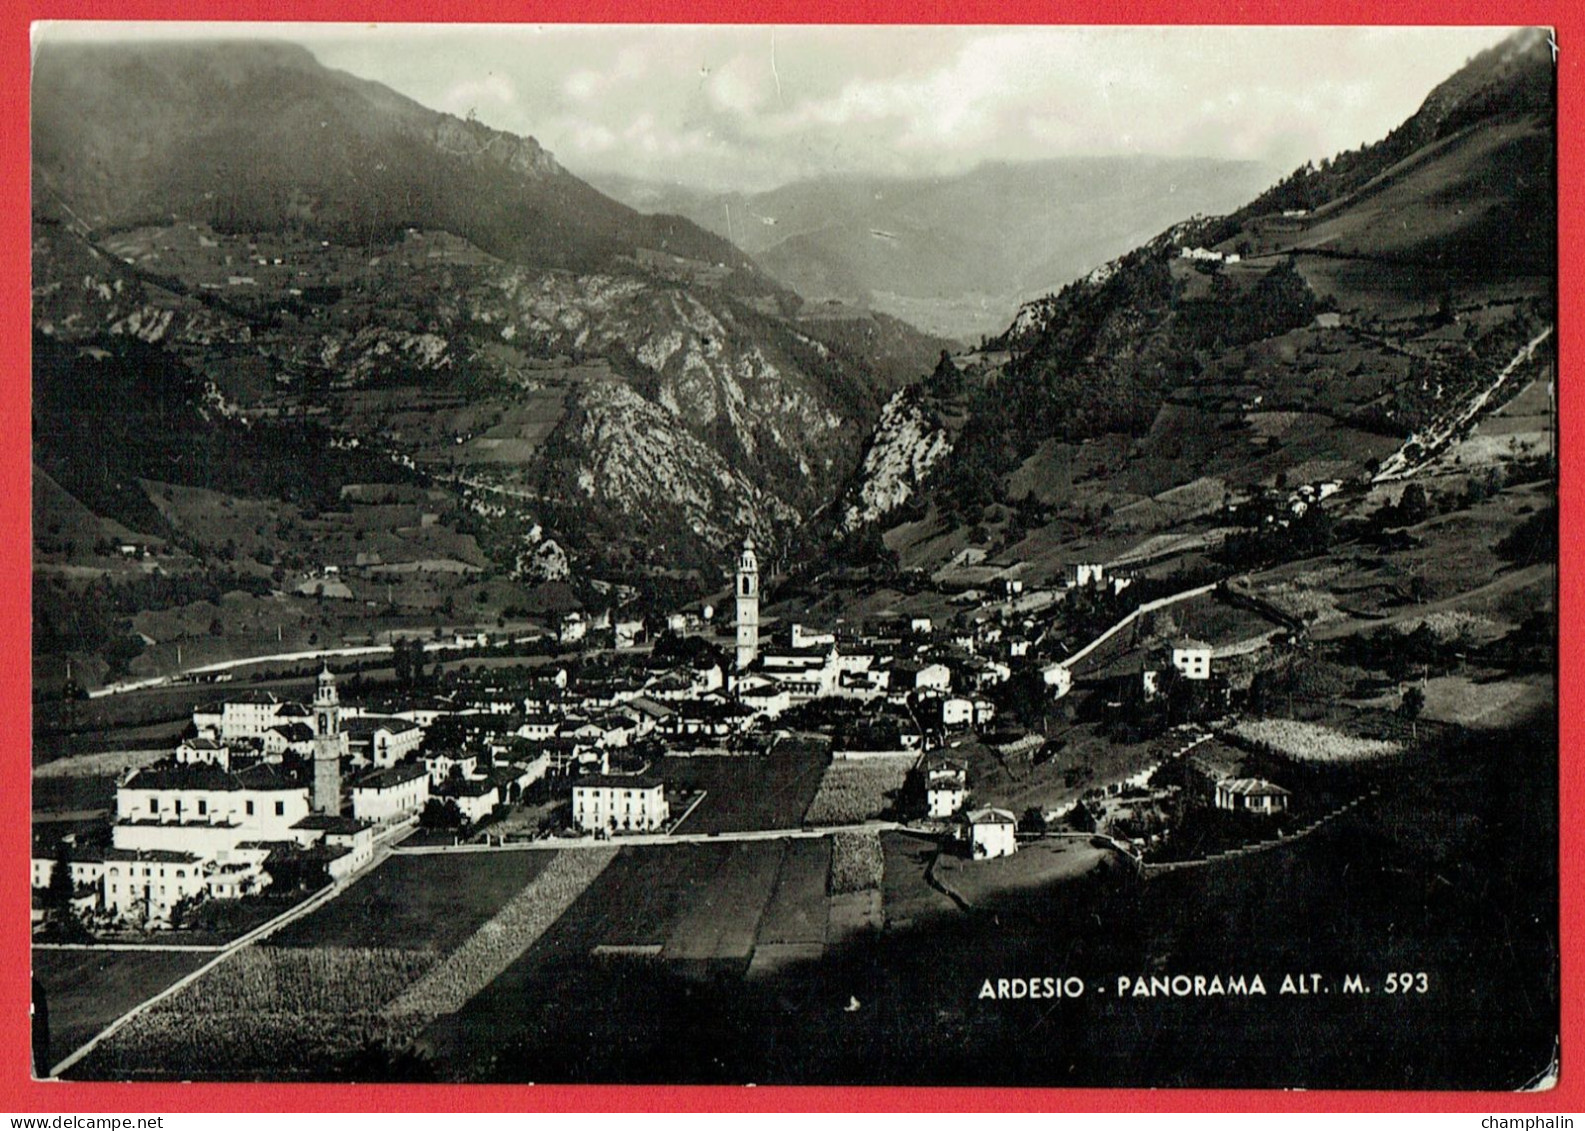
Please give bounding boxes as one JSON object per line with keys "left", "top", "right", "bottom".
{"left": 589, "top": 157, "right": 1282, "bottom": 342}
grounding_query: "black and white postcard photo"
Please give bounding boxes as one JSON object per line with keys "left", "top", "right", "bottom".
{"left": 28, "top": 23, "right": 1558, "bottom": 1090}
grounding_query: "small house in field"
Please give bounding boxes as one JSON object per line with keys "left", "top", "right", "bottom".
{"left": 963, "top": 807, "right": 1018, "bottom": 859}
{"left": 1186, "top": 741, "right": 1290, "bottom": 813}
{"left": 1215, "top": 778, "right": 1291, "bottom": 815}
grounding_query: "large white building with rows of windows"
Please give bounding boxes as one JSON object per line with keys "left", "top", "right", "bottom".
{"left": 571, "top": 775, "right": 670, "bottom": 833}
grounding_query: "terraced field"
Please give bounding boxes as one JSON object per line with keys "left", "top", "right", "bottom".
{"left": 65, "top": 848, "right": 616, "bottom": 1081}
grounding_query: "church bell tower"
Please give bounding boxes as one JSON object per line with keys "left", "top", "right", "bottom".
{"left": 735, "top": 537, "right": 760, "bottom": 670}
{"left": 312, "top": 665, "right": 344, "bottom": 815}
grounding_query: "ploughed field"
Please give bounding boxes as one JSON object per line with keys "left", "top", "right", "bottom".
{"left": 57, "top": 831, "right": 909, "bottom": 1081}
{"left": 63, "top": 848, "right": 616, "bottom": 1081}
{"left": 419, "top": 834, "right": 900, "bottom": 1076}
{"left": 267, "top": 851, "right": 554, "bottom": 951}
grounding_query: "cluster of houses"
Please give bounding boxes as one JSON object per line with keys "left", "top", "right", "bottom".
{"left": 36, "top": 537, "right": 1318, "bottom": 930}
{"left": 1179, "top": 246, "right": 1243, "bottom": 264}
{"left": 34, "top": 669, "right": 377, "bottom": 925}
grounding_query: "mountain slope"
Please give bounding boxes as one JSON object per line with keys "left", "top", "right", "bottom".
{"left": 30, "top": 39, "right": 948, "bottom": 624}
{"left": 33, "top": 40, "right": 768, "bottom": 283}
{"left": 829, "top": 28, "right": 1555, "bottom": 572}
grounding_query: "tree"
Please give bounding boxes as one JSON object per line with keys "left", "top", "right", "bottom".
{"left": 1397, "top": 482, "right": 1431, "bottom": 526}
{"left": 1018, "top": 807, "right": 1048, "bottom": 835}
{"left": 392, "top": 638, "right": 413, "bottom": 685}
{"left": 42, "top": 842, "right": 91, "bottom": 942}
{"left": 420, "top": 798, "right": 466, "bottom": 830}
{"left": 1401, "top": 684, "right": 1426, "bottom": 741}
{"left": 45, "top": 842, "right": 74, "bottom": 913}
{"left": 1145, "top": 610, "right": 1179, "bottom": 640}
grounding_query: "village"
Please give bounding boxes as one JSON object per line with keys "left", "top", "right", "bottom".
{"left": 31, "top": 524, "right": 1350, "bottom": 937}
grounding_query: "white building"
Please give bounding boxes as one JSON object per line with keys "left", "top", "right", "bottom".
{"left": 344, "top": 717, "right": 425, "bottom": 767}
{"left": 1070, "top": 563, "right": 1106, "bottom": 588}
{"left": 1215, "top": 778, "right": 1291, "bottom": 814}
{"left": 941, "top": 696, "right": 975, "bottom": 729}
{"left": 291, "top": 814, "right": 376, "bottom": 873}
{"left": 423, "top": 751, "right": 478, "bottom": 785}
{"left": 203, "top": 846, "right": 274, "bottom": 901}
{"left": 789, "top": 623, "right": 835, "bottom": 649}
{"left": 113, "top": 761, "right": 312, "bottom": 853}
{"left": 925, "top": 761, "right": 968, "bottom": 819}
{"left": 572, "top": 775, "right": 670, "bottom": 833}
{"left": 31, "top": 848, "right": 106, "bottom": 892}
{"left": 738, "top": 679, "right": 793, "bottom": 717}
{"left": 435, "top": 777, "right": 500, "bottom": 825}
{"left": 1171, "top": 638, "right": 1213, "bottom": 681}
{"left": 891, "top": 661, "right": 952, "bottom": 694}
{"left": 101, "top": 848, "right": 209, "bottom": 923}
{"left": 351, "top": 763, "right": 431, "bottom": 823}
{"left": 559, "top": 612, "right": 589, "bottom": 644}
{"left": 193, "top": 695, "right": 314, "bottom": 742}
{"left": 964, "top": 808, "right": 1018, "bottom": 860}
{"left": 614, "top": 619, "right": 646, "bottom": 649}
{"left": 175, "top": 737, "right": 231, "bottom": 768}
{"left": 1039, "top": 662, "right": 1077, "bottom": 696}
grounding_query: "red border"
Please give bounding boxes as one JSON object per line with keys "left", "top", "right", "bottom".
{"left": 5, "top": 0, "right": 1578, "bottom": 1114}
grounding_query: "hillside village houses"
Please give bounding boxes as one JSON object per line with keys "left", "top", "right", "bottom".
{"left": 923, "top": 757, "right": 969, "bottom": 818}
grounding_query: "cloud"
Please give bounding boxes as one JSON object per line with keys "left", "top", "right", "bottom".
{"left": 282, "top": 24, "right": 1525, "bottom": 190}
{"left": 438, "top": 73, "right": 517, "bottom": 118}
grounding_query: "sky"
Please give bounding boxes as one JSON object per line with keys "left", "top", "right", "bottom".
{"left": 35, "top": 23, "right": 1522, "bottom": 192}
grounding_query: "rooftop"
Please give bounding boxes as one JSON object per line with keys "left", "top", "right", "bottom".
{"left": 1221, "top": 778, "right": 1291, "bottom": 797}
{"left": 103, "top": 848, "right": 204, "bottom": 864}
{"left": 436, "top": 778, "right": 499, "bottom": 798}
{"left": 964, "top": 807, "right": 1017, "bottom": 826}
{"left": 292, "top": 814, "right": 372, "bottom": 834}
{"left": 353, "top": 763, "right": 430, "bottom": 790}
{"left": 573, "top": 774, "right": 665, "bottom": 791}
